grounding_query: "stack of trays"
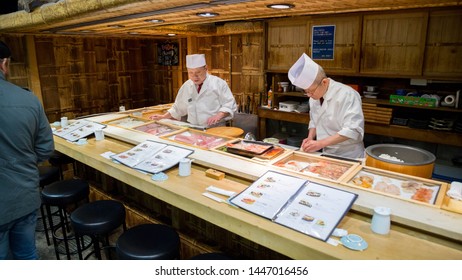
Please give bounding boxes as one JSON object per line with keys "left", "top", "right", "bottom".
{"left": 362, "top": 103, "right": 393, "bottom": 124}
{"left": 428, "top": 118, "right": 454, "bottom": 131}
{"left": 363, "top": 91, "right": 379, "bottom": 99}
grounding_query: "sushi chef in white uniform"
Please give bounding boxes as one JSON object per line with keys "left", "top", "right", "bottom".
{"left": 150, "top": 54, "right": 237, "bottom": 127}
{"left": 288, "top": 53, "right": 365, "bottom": 159}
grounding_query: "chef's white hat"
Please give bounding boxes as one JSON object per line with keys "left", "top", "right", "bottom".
{"left": 288, "top": 53, "right": 320, "bottom": 89}
{"left": 186, "top": 54, "right": 206, "bottom": 68}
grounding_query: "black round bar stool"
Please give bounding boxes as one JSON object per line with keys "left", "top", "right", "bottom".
{"left": 48, "top": 151, "right": 76, "bottom": 180}
{"left": 41, "top": 178, "right": 90, "bottom": 260}
{"left": 37, "top": 165, "right": 61, "bottom": 246}
{"left": 70, "top": 200, "right": 126, "bottom": 260}
{"left": 116, "top": 224, "right": 180, "bottom": 260}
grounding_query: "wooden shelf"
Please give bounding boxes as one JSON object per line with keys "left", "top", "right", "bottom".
{"left": 365, "top": 123, "right": 462, "bottom": 147}
{"left": 258, "top": 107, "right": 309, "bottom": 139}
{"left": 363, "top": 98, "right": 462, "bottom": 113}
{"left": 273, "top": 91, "right": 306, "bottom": 98}
{"left": 258, "top": 106, "right": 462, "bottom": 147}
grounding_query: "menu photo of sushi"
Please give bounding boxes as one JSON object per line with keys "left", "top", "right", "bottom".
{"left": 274, "top": 181, "right": 357, "bottom": 241}
{"left": 230, "top": 171, "right": 307, "bottom": 219}
{"left": 111, "top": 140, "right": 193, "bottom": 174}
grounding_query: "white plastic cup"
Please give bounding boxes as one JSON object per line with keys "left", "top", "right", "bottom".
{"left": 371, "top": 206, "right": 391, "bottom": 235}
{"left": 119, "top": 106, "right": 126, "bottom": 112}
{"left": 60, "top": 117, "right": 68, "bottom": 127}
{"left": 94, "top": 129, "right": 104, "bottom": 141}
{"left": 178, "top": 158, "right": 191, "bottom": 177}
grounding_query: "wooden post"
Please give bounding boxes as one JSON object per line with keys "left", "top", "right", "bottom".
{"left": 25, "top": 35, "right": 44, "bottom": 105}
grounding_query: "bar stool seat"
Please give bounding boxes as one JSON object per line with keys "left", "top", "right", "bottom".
{"left": 41, "top": 179, "right": 90, "bottom": 260}
{"left": 41, "top": 179, "right": 89, "bottom": 207}
{"left": 70, "top": 200, "right": 126, "bottom": 260}
{"left": 116, "top": 224, "right": 180, "bottom": 260}
{"left": 48, "top": 151, "right": 76, "bottom": 179}
{"left": 39, "top": 166, "right": 61, "bottom": 188}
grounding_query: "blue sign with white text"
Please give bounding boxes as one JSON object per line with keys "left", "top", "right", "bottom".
{"left": 311, "top": 25, "right": 335, "bottom": 60}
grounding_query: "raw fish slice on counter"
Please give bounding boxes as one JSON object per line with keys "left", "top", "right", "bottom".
{"left": 411, "top": 188, "right": 434, "bottom": 203}
{"left": 274, "top": 160, "right": 310, "bottom": 171}
{"left": 301, "top": 161, "right": 350, "bottom": 180}
{"left": 135, "top": 122, "right": 177, "bottom": 136}
{"left": 170, "top": 131, "right": 227, "bottom": 149}
{"left": 374, "top": 181, "right": 401, "bottom": 196}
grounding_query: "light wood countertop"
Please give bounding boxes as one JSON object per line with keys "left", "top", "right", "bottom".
{"left": 53, "top": 124, "right": 462, "bottom": 259}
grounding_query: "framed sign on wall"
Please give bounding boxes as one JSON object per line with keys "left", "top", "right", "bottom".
{"left": 158, "top": 41, "right": 179, "bottom": 66}
{"left": 311, "top": 25, "right": 335, "bottom": 60}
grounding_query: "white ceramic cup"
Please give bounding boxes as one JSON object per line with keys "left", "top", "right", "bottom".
{"left": 371, "top": 206, "right": 391, "bottom": 235}
{"left": 178, "top": 158, "right": 191, "bottom": 177}
{"left": 94, "top": 129, "right": 104, "bottom": 141}
{"left": 60, "top": 117, "right": 68, "bottom": 127}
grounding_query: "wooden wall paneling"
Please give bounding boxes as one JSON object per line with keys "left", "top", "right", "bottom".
{"left": 70, "top": 77, "right": 89, "bottom": 116}
{"left": 267, "top": 19, "right": 309, "bottom": 71}
{"left": 180, "top": 37, "right": 189, "bottom": 87}
{"left": 423, "top": 9, "right": 462, "bottom": 78}
{"left": 308, "top": 15, "right": 362, "bottom": 74}
{"left": 361, "top": 11, "right": 428, "bottom": 76}
{"left": 231, "top": 34, "right": 243, "bottom": 98}
{"left": 24, "top": 35, "right": 43, "bottom": 104}
{"left": 226, "top": 32, "right": 266, "bottom": 114}
{"left": 35, "top": 38, "right": 60, "bottom": 120}
{"left": 1, "top": 34, "right": 30, "bottom": 90}
{"left": 118, "top": 75, "right": 132, "bottom": 109}
{"left": 211, "top": 35, "right": 228, "bottom": 71}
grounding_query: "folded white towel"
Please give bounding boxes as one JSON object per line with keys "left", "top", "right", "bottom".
{"left": 447, "top": 181, "right": 462, "bottom": 200}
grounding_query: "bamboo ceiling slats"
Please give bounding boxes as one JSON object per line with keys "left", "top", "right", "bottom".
{"left": 0, "top": 0, "right": 459, "bottom": 38}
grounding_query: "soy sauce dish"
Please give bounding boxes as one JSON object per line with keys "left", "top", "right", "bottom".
{"left": 340, "top": 234, "right": 368, "bottom": 251}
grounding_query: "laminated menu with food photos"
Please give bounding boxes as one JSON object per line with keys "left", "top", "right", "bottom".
{"left": 53, "top": 119, "right": 106, "bottom": 142}
{"left": 230, "top": 171, "right": 358, "bottom": 241}
{"left": 110, "top": 140, "right": 193, "bottom": 174}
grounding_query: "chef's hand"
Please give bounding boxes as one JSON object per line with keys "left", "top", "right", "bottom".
{"left": 149, "top": 112, "right": 171, "bottom": 121}
{"left": 301, "top": 138, "right": 323, "bottom": 153}
{"left": 149, "top": 114, "right": 163, "bottom": 120}
{"left": 207, "top": 112, "right": 227, "bottom": 126}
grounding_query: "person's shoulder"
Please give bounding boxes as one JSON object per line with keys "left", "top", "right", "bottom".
{"left": 207, "top": 74, "right": 226, "bottom": 83}
{"left": 332, "top": 80, "right": 360, "bottom": 95}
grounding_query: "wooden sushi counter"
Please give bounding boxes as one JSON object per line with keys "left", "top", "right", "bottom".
{"left": 52, "top": 111, "right": 462, "bottom": 260}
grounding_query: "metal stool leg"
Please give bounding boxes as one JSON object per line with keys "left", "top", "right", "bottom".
{"left": 45, "top": 205, "right": 60, "bottom": 260}
{"left": 39, "top": 204, "right": 51, "bottom": 246}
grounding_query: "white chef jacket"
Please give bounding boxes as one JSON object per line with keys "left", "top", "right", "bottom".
{"left": 168, "top": 74, "right": 237, "bottom": 127}
{"left": 308, "top": 79, "right": 365, "bottom": 159}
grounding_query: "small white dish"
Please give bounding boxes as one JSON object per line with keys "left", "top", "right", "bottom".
{"left": 75, "top": 138, "right": 88, "bottom": 145}
{"left": 340, "top": 234, "right": 368, "bottom": 251}
{"left": 152, "top": 172, "right": 168, "bottom": 181}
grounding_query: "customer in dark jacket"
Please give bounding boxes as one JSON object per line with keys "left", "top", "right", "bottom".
{"left": 0, "top": 41, "right": 54, "bottom": 259}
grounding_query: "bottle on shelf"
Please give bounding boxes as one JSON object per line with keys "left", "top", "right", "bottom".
{"left": 267, "top": 87, "right": 273, "bottom": 108}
